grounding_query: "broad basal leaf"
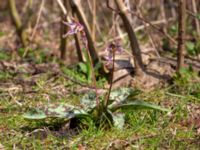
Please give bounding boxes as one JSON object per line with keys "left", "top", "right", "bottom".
{"left": 23, "top": 104, "right": 89, "bottom": 120}
{"left": 112, "top": 113, "right": 125, "bottom": 129}
{"left": 80, "top": 92, "right": 97, "bottom": 111}
{"left": 111, "top": 100, "right": 170, "bottom": 112}
{"left": 45, "top": 104, "right": 76, "bottom": 118}
{"left": 108, "top": 88, "right": 137, "bottom": 109}
{"left": 23, "top": 109, "right": 47, "bottom": 120}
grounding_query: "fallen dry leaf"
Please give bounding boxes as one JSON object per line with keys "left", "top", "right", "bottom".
{"left": 0, "top": 143, "right": 5, "bottom": 150}
{"left": 78, "top": 144, "right": 86, "bottom": 150}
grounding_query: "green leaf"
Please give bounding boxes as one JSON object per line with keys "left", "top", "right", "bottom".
{"left": 0, "top": 32, "right": 5, "bottom": 37}
{"left": 94, "top": 62, "right": 102, "bottom": 71}
{"left": 82, "top": 48, "right": 92, "bottom": 82}
{"left": 196, "top": 14, "right": 200, "bottom": 20}
{"left": 61, "top": 66, "right": 87, "bottom": 83}
{"left": 86, "top": 61, "right": 92, "bottom": 82}
{"left": 186, "top": 41, "right": 196, "bottom": 55}
{"left": 45, "top": 104, "right": 75, "bottom": 118}
{"left": 23, "top": 104, "right": 89, "bottom": 120}
{"left": 23, "top": 109, "right": 47, "bottom": 120}
{"left": 46, "top": 104, "right": 89, "bottom": 118}
{"left": 111, "top": 100, "right": 170, "bottom": 112}
{"left": 109, "top": 88, "right": 132, "bottom": 101}
{"left": 0, "top": 51, "right": 10, "bottom": 60}
{"left": 195, "top": 40, "right": 200, "bottom": 54}
{"left": 78, "top": 62, "right": 87, "bottom": 74}
{"left": 108, "top": 88, "right": 138, "bottom": 109}
{"left": 112, "top": 113, "right": 125, "bottom": 129}
{"left": 80, "top": 92, "right": 97, "bottom": 111}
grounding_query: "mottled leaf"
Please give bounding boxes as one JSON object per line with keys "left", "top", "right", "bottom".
{"left": 23, "top": 109, "right": 47, "bottom": 120}
{"left": 112, "top": 113, "right": 125, "bottom": 129}
{"left": 23, "top": 104, "right": 89, "bottom": 120}
{"left": 45, "top": 104, "right": 75, "bottom": 118}
{"left": 80, "top": 92, "right": 97, "bottom": 111}
{"left": 108, "top": 88, "right": 136, "bottom": 109}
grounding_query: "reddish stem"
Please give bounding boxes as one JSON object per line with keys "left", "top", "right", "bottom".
{"left": 105, "top": 49, "right": 116, "bottom": 108}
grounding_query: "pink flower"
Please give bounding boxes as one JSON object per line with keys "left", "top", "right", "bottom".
{"left": 105, "top": 40, "right": 123, "bottom": 63}
{"left": 62, "top": 19, "right": 84, "bottom": 38}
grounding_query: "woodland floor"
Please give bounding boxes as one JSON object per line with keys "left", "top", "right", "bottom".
{"left": 0, "top": 49, "right": 200, "bottom": 149}
{"left": 1, "top": 19, "right": 200, "bottom": 150}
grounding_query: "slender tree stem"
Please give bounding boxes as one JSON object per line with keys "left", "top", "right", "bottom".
{"left": 9, "top": 0, "right": 28, "bottom": 47}
{"left": 59, "top": 0, "right": 67, "bottom": 60}
{"left": 92, "top": 0, "right": 96, "bottom": 41}
{"left": 114, "top": 0, "right": 145, "bottom": 75}
{"left": 192, "top": 0, "right": 200, "bottom": 37}
{"left": 177, "top": 0, "right": 186, "bottom": 71}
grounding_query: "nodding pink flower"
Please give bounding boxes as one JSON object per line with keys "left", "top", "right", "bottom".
{"left": 62, "top": 18, "right": 84, "bottom": 38}
{"left": 105, "top": 40, "right": 123, "bottom": 63}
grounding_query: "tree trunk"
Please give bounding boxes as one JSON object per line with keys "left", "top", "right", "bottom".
{"left": 114, "top": 0, "right": 145, "bottom": 75}
{"left": 8, "top": 0, "right": 27, "bottom": 47}
{"left": 192, "top": 0, "right": 200, "bottom": 37}
{"left": 60, "top": 0, "right": 68, "bottom": 60}
{"left": 177, "top": 0, "right": 186, "bottom": 71}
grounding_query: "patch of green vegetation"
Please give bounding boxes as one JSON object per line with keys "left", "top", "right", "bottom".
{"left": 136, "top": 30, "right": 149, "bottom": 44}
{"left": 172, "top": 67, "right": 200, "bottom": 99}
{"left": 169, "top": 24, "right": 178, "bottom": 36}
{"left": 185, "top": 41, "right": 200, "bottom": 56}
{"left": 18, "top": 47, "right": 58, "bottom": 63}
{"left": 0, "top": 31, "right": 5, "bottom": 37}
{"left": 0, "top": 71, "right": 13, "bottom": 80}
{"left": 0, "top": 50, "right": 10, "bottom": 60}
{"left": 0, "top": 66, "right": 199, "bottom": 149}
{"left": 164, "top": 23, "right": 200, "bottom": 56}
{"left": 61, "top": 65, "right": 107, "bottom": 88}
{"left": 62, "top": 66, "right": 88, "bottom": 83}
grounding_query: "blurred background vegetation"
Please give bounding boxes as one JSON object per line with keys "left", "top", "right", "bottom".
{"left": 0, "top": 0, "right": 200, "bottom": 149}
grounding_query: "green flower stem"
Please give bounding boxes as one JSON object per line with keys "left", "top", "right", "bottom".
{"left": 81, "top": 32, "right": 100, "bottom": 110}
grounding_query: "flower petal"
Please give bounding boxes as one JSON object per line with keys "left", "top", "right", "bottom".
{"left": 63, "top": 30, "right": 76, "bottom": 38}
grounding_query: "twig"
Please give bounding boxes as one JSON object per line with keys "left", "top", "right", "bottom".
{"left": 106, "top": 2, "right": 177, "bottom": 45}
{"left": 88, "top": 0, "right": 97, "bottom": 41}
{"left": 191, "top": 0, "right": 200, "bottom": 37}
{"left": 128, "top": 11, "right": 177, "bottom": 45}
{"left": 97, "top": 18, "right": 174, "bottom": 47}
{"left": 186, "top": 9, "right": 199, "bottom": 19}
{"left": 56, "top": 0, "right": 67, "bottom": 15}
{"left": 23, "top": 0, "right": 45, "bottom": 57}
{"left": 138, "top": 7, "right": 160, "bottom": 58}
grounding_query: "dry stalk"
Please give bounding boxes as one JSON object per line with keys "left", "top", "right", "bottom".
{"left": 177, "top": 0, "right": 186, "bottom": 71}
{"left": 114, "top": 0, "right": 145, "bottom": 75}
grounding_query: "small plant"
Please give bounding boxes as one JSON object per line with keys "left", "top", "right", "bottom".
{"left": 0, "top": 50, "right": 10, "bottom": 61}
{"left": 23, "top": 87, "right": 169, "bottom": 129}
{"left": 173, "top": 66, "right": 197, "bottom": 85}
{"left": 23, "top": 19, "right": 170, "bottom": 129}
{"left": 172, "top": 66, "right": 200, "bottom": 94}
{"left": 186, "top": 41, "right": 200, "bottom": 56}
{"left": 169, "top": 24, "right": 179, "bottom": 36}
